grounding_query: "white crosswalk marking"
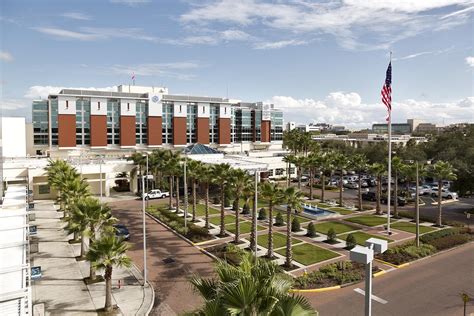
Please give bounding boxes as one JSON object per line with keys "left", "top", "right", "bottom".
{"left": 354, "top": 288, "right": 388, "bottom": 304}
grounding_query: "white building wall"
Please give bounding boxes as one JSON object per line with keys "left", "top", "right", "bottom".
{"left": 1, "top": 117, "right": 26, "bottom": 158}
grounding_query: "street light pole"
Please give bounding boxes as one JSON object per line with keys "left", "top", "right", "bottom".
{"left": 365, "top": 244, "right": 374, "bottom": 316}
{"left": 254, "top": 169, "right": 258, "bottom": 265}
{"left": 141, "top": 173, "right": 147, "bottom": 286}
{"left": 184, "top": 157, "right": 188, "bottom": 232}
{"left": 99, "top": 156, "right": 103, "bottom": 203}
{"left": 146, "top": 153, "right": 149, "bottom": 210}
{"left": 415, "top": 161, "right": 420, "bottom": 247}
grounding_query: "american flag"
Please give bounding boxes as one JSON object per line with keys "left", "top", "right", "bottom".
{"left": 131, "top": 73, "right": 136, "bottom": 81}
{"left": 381, "top": 62, "right": 392, "bottom": 121}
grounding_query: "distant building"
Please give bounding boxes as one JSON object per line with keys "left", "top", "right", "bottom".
{"left": 372, "top": 118, "right": 442, "bottom": 135}
{"left": 312, "top": 132, "right": 426, "bottom": 148}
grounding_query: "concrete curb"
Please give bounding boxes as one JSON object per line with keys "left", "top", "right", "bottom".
{"left": 128, "top": 263, "right": 155, "bottom": 316}
{"left": 374, "top": 258, "right": 409, "bottom": 269}
{"left": 373, "top": 270, "right": 386, "bottom": 277}
{"left": 289, "top": 285, "right": 341, "bottom": 293}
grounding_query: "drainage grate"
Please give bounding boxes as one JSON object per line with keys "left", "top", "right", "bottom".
{"left": 162, "top": 257, "right": 175, "bottom": 264}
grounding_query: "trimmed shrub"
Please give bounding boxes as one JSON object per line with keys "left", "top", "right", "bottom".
{"left": 345, "top": 233, "right": 357, "bottom": 250}
{"left": 327, "top": 228, "right": 337, "bottom": 242}
{"left": 420, "top": 228, "right": 462, "bottom": 244}
{"left": 242, "top": 203, "right": 250, "bottom": 215}
{"left": 306, "top": 222, "right": 317, "bottom": 238}
{"left": 426, "top": 234, "right": 470, "bottom": 251}
{"left": 275, "top": 212, "right": 285, "bottom": 226}
{"left": 291, "top": 217, "right": 301, "bottom": 232}
{"left": 257, "top": 208, "right": 267, "bottom": 220}
{"left": 376, "top": 242, "right": 436, "bottom": 265}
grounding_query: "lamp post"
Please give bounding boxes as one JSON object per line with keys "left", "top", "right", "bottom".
{"left": 183, "top": 156, "right": 188, "bottom": 232}
{"left": 141, "top": 172, "right": 147, "bottom": 286}
{"left": 253, "top": 169, "right": 259, "bottom": 265}
{"left": 350, "top": 238, "right": 388, "bottom": 316}
{"left": 415, "top": 161, "right": 420, "bottom": 247}
{"left": 145, "top": 152, "right": 149, "bottom": 210}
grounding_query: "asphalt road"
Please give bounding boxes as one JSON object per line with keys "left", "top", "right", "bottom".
{"left": 306, "top": 242, "right": 474, "bottom": 316}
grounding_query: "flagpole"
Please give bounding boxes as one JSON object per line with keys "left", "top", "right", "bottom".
{"left": 387, "top": 51, "right": 392, "bottom": 235}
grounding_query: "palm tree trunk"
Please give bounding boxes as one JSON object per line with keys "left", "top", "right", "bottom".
{"left": 192, "top": 180, "right": 197, "bottom": 222}
{"left": 394, "top": 173, "right": 398, "bottom": 217}
{"left": 205, "top": 184, "right": 210, "bottom": 230}
{"left": 168, "top": 176, "right": 173, "bottom": 210}
{"left": 234, "top": 197, "right": 240, "bottom": 243}
{"left": 437, "top": 179, "right": 443, "bottom": 226}
{"left": 219, "top": 185, "right": 225, "bottom": 237}
{"left": 297, "top": 167, "right": 301, "bottom": 189}
{"left": 89, "top": 223, "right": 96, "bottom": 281}
{"left": 267, "top": 202, "right": 274, "bottom": 258}
{"left": 250, "top": 194, "right": 257, "bottom": 252}
{"left": 321, "top": 174, "right": 326, "bottom": 202}
{"left": 376, "top": 177, "right": 381, "bottom": 215}
{"left": 80, "top": 232, "right": 86, "bottom": 258}
{"left": 175, "top": 176, "right": 180, "bottom": 211}
{"left": 415, "top": 168, "right": 420, "bottom": 247}
{"left": 309, "top": 169, "right": 313, "bottom": 200}
{"left": 104, "top": 266, "right": 113, "bottom": 311}
{"left": 285, "top": 206, "right": 292, "bottom": 267}
{"left": 286, "top": 161, "right": 290, "bottom": 188}
{"left": 358, "top": 171, "right": 362, "bottom": 211}
{"left": 339, "top": 172, "right": 343, "bottom": 206}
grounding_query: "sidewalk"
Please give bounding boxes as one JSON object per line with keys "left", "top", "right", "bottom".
{"left": 31, "top": 200, "right": 154, "bottom": 315}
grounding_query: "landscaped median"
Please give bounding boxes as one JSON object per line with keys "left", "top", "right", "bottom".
{"left": 375, "top": 227, "right": 473, "bottom": 266}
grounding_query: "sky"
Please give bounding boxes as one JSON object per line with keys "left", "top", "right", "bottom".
{"left": 0, "top": 0, "right": 473, "bottom": 129}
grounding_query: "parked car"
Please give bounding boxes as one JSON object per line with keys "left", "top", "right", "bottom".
{"left": 143, "top": 189, "right": 170, "bottom": 200}
{"left": 360, "top": 180, "right": 369, "bottom": 188}
{"left": 344, "top": 182, "right": 359, "bottom": 189}
{"left": 430, "top": 187, "right": 458, "bottom": 199}
{"left": 362, "top": 191, "right": 377, "bottom": 201}
{"left": 114, "top": 224, "right": 130, "bottom": 240}
{"left": 381, "top": 196, "right": 406, "bottom": 206}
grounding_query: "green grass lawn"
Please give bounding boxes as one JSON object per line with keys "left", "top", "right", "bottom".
{"left": 226, "top": 221, "right": 266, "bottom": 234}
{"left": 391, "top": 221, "right": 436, "bottom": 234}
{"left": 313, "top": 222, "right": 359, "bottom": 235}
{"left": 339, "top": 231, "right": 393, "bottom": 246}
{"left": 344, "top": 215, "right": 397, "bottom": 227}
{"left": 194, "top": 203, "right": 220, "bottom": 217}
{"left": 276, "top": 243, "right": 340, "bottom": 266}
{"left": 238, "top": 198, "right": 268, "bottom": 209}
{"left": 209, "top": 214, "right": 235, "bottom": 226}
{"left": 257, "top": 232, "right": 302, "bottom": 249}
{"left": 328, "top": 207, "right": 355, "bottom": 215}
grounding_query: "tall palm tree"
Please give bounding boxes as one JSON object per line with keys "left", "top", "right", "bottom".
{"left": 429, "top": 161, "right": 457, "bottom": 226}
{"left": 190, "top": 252, "right": 316, "bottom": 316}
{"left": 282, "top": 154, "right": 296, "bottom": 188}
{"left": 187, "top": 160, "right": 203, "bottom": 222}
{"left": 198, "top": 164, "right": 213, "bottom": 230}
{"left": 149, "top": 148, "right": 168, "bottom": 189}
{"left": 402, "top": 162, "right": 426, "bottom": 247}
{"left": 294, "top": 156, "right": 306, "bottom": 190}
{"left": 352, "top": 154, "right": 369, "bottom": 211}
{"left": 391, "top": 156, "right": 405, "bottom": 218}
{"left": 212, "top": 163, "right": 232, "bottom": 237}
{"left": 332, "top": 152, "right": 349, "bottom": 207}
{"left": 163, "top": 151, "right": 181, "bottom": 210}
{"left": 370, "top": 163, "right": 386, "bottom": 215}
{"left": 229, "top": 169, "right": 251, "bottom": 244}
{"left": 319, "top": 152, "right": 334, "bottom": 203}
{"left": 127, "top": 152, "right": 145, "bottom": 193}
{"left": 260, "top": 182, "right": 282, "bottom": 258}
{"left": 86, "top": 234, "right": 131, "bottom": 312}
{"left": 45, "top": 159, "right": 72, "bottom": 209}
{"left": 60, "top": 174, "right": 90, "bottom": 217}
{"left": 281, "top": 187, "right": 304, "bottom": 268}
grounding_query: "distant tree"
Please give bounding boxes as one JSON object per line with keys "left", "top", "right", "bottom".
{"left": 327, "top": 228, "right": 336, "bottom": 242}
{"left": 345, "top": 233, "right": 357, "bottom": 250}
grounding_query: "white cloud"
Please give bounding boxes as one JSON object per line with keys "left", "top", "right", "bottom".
{"left": 267, "top": 93, "right": 474, "bottom": 129}
{"left": 253, "top": 39, "right": 306, "bottom": 49}
{"left": 220, "top": 29, "right": 252, "bottom": 41}
{"left": 0, "top": 98, "right": 28, "bottom": 110}
{"left": 180, "top": 0, "right": 473, "bottom": 50}
{"left": 110, "top": 62, "right": 201, "bottom": 80}
{"left": 466, "top": 56, "right": 474, "bottom": 67}
{"left": 110, "top": 0, "right": 150, "bottom": 5}
{"left": 24, "top": 86, "right": 117, "bottom": 99}
{"left": 33, "top": 26, "right": 157, "bottom": 41}
{"left": 61, "top": 12, "right": 91, "bottom": 20}
{"left": 0, "top": 50, "right": 13, "bottom": 62}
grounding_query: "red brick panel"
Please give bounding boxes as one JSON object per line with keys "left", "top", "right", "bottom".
{"left": 120, "top": 116, "right": 136, "bottom": 146}
{"left": 58, "top": 114, "right": 76, "bottom": 148}
{"left": 148, "top": 116, "right": 162, "bottom": 146}
{"left": 261, "top": 121, "right": 271, "bottom": 143}
{"left": 218, "top": 118, "right": 231, "bottom": 144}
{"left": 90, "top": 115, "right": 107, "bottom": 147}
{"left": 196, "top": 117, "right": 209, "bottom": 144}
{"left": 173, "top": 117, "right": 187, "bottom": 145}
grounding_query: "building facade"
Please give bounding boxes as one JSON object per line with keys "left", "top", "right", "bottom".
{"left": 32, "top": 85, "right": 284, "bottom": 156}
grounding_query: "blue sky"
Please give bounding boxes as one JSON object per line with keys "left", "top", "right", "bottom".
{"left": 1, "top": 0, "right": 473, "bottom": 129}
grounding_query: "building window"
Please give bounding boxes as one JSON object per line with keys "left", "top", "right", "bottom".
{"left": 209, "top": 104, "right": 219, "bottom": 143}
{"left": 236, "top": 108, "right": 252, "bottom": 142}
{"left": 136, "top": 101, "right": 148, "bottom": 145}
{"left": 127, "top": 103, "right": 130, "bottom": 111}
{"left": 179, "top": 105, "right": 182, "bottom": 113}
{"left": 98, "top": 102, "right": 101, "bottom": 110}
{"left": 107, "top": 100, "right": 120, "bottom": 145}
{"left": 162, "top": 102, "right": 173, "bottom": 144}
{"left": 32, "top": 100, "right": 49, "bottom": 145}
{"left": 186, "top": 103, "right": 197, "bottom": 144}
{"left": 275, "top": 168, "right": 284, "bottom": 176}
{"left": 39, "top": 185, "right": 50, "bottom": 194}
{"left": 66, "top": 100, "right": 69, "bottom": 109}
{"left": 76, "top": 98, "right": 91, "bottom": 145}
{"left": 271, "top": 111, "right": 283, "bottom": 141}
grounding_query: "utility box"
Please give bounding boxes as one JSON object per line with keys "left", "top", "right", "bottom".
{"left": 365, "top": 238, "right": 388, "bottom": 254}
{"left": 350, "top": 245, "right": 374, "bottom": 264}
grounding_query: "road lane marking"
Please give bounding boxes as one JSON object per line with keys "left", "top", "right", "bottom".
{"left": 354, "top": 288, "right": 388, "bottom": 304}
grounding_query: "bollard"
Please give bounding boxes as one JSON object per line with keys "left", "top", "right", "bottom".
{"left": 118, "top": 279, "right": 122, "bottom": 289}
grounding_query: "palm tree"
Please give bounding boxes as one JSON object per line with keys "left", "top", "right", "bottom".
{"left": 198, "top": 164, "right": 213, "bottom": 230}
{"left": 127, "top": 152, "right": 145, "bottom": 193}
{"left": 281, "top": 187, "right": 304, "bottom": 267}
{"left": 60, "top": 174, "right": 90, "bottom": 218}
{"left": 352, "top": 154, "right": 368, "bottom": 211}
{"left": 260, "top": 182, "right": 282, "bottom": 258}
{"left": 319, "top": 152, "right": 334, "bottom": 203}
{"left": 45, "top": 159, "right": 72, "bottom": 209}
{"left": 149, "top": 148, "right": 169, "bottom": 189}
{"left": 370, "top": 163, "right": 386, "bottom": 215}
{"left": 163, "top": 151, "right": 181, "bottom": 210}
{"left": 190, "top": 252, "right": 316, "bottom": 315}
{"left": 332, "top": 152, "right": 349, "bottom": 207}
{"left": 86, "top": 234, "right": 132, "bottom": 312}
{"left": 391, "top": 156, "right": 405, "bottom": 218}
{"left": 213, "top": 163, "right": 232, "bottom": 237}
{"left": 429, "top": 161, "right": 457, "bottom": 226}
{"left": 402, "top": 162, "right": 426, "bottom": 247}
{"left": 282, "top": 154, "right": 296, "bottom": 188}
{"left": 294, "top": 156, "right": 306, "bottom": 190}
{"left": 229, "top": 169, "right": 252, "bottom": 244}
{"left": 187, "top": 160, "right": 203, "bottom": 222}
